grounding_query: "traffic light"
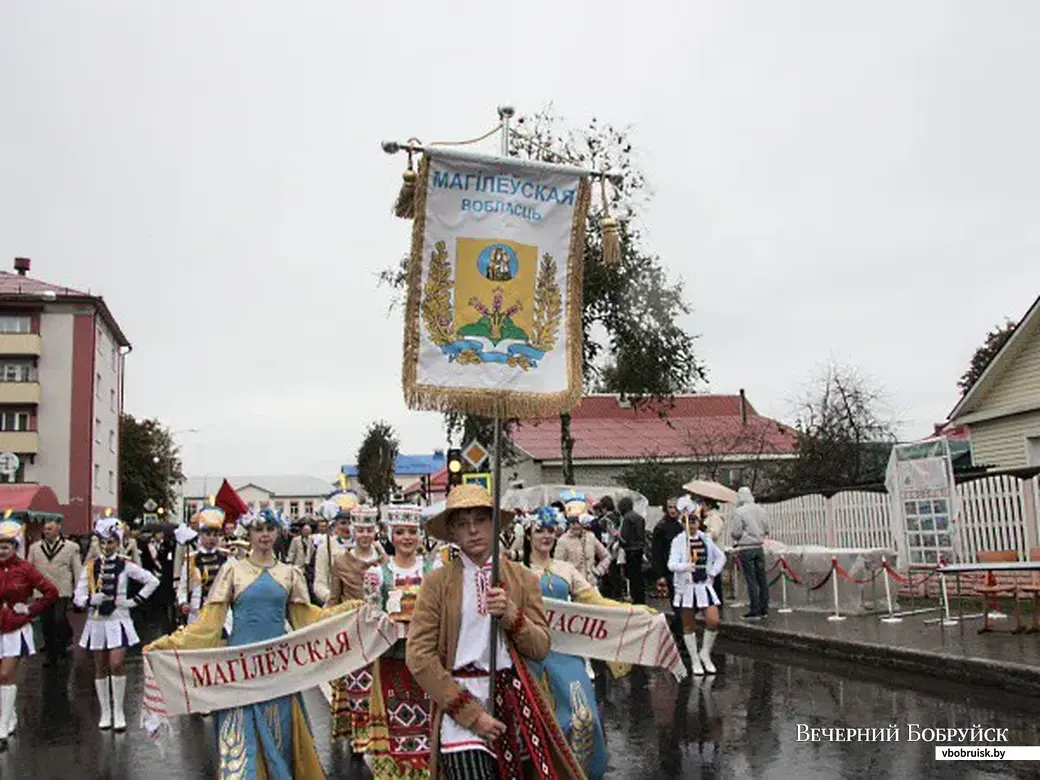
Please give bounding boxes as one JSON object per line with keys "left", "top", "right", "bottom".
{"left": 446, "top": 448, "right": 464, "bottom": 491}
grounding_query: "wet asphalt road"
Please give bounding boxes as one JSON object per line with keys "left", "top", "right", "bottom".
{"left": 4, "top": 634, "right": 1040, "bottom": 779}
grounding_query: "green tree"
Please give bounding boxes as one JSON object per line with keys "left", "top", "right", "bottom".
{"left": 616, "top": 455, "right": 689, "bottom": 508}
{"left": 382, "top": 108, "right": 706, "bottom": 483}
{"left": 356, "top": 421, "right": 400, "bottom": 506}
{"left": 119, "top": 414, "right": 184, "bottom": 523}
{"left": 958, "top": 319, "right": 1017, "bottom": 396}
{"left": 779, "top": 362, "right": 897, "bottom": 493}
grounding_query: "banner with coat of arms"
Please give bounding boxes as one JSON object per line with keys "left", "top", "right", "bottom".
{"left": 402, "top": 148, "right": 591, "bottom": 418}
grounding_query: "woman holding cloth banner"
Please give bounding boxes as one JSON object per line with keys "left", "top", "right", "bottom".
{"left": 523, "top": 506, "right": 658, "bottom": 780}
{"left": 144, "top": 507, "right": 362, "bottom": 779}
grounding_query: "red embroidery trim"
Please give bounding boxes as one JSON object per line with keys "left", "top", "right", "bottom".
{"left": 445, "top": 687, "right": 476, "bottom": 718}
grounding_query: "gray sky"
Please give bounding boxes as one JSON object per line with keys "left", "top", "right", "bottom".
{"left": 2, "top": 2, "right": 1037, "bottom": 478}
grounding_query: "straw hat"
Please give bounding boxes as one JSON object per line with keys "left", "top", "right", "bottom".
{"left": 427, "top": 484, "right": 513, "bottom": 541}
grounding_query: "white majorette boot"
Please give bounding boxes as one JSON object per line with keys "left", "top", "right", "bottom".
{"left": 111, "top": 675, "right": 128, "bottom": 732}
{"left": 699, "top": 630, "right": 718, "bottom": 674}
{"left": 684, "top": 633, "right": 705, "bottom": 675}
{"left": 0, "top": 684, "right": 14, "bottom": 741}
{"left": 95, "top": 677, "right": 113, "bottom": 729}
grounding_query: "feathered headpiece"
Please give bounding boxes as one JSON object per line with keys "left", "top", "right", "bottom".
{"left": 676, "top": 495, "right": 700, "bottom": 518}
{"left": 318, "top": 490, "right": 359, "bottom": 521}
{"left": 194, "top": 504, "right": 226, "bottom": 532}
{"left": 94, "top": 508, "right": 123, "bottom": 541}
{"left": 385, "top": 504, "right": 423, "bottom": 528}
{"left": 0, "top": 510, "right": 23, "bottom": 549}
{"left": 239, "top": 506, "right": 289, "bottom": 532}
{"left": 560, "top": 489, "right": 588, "bottom": 519}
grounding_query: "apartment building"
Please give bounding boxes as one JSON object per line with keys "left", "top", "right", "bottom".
{"left": 0, "top": 258, "right": 130, "bottom": 533}
{"left": 180, "top": 475, "right": 336, "bottom": 522}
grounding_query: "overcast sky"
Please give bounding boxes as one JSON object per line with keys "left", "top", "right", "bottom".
{"left": 1, "top": 2, "right": 1037, "bottom": 479}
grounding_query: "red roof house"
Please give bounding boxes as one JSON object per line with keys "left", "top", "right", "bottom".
{"left": 508, "top": 394, "right": 798, "bottom": 489}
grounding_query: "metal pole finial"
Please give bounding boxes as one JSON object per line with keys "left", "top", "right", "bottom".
{"left": 497, "top": 105, "right": 515, "bottom": 120}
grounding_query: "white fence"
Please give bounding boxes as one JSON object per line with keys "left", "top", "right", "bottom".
{"left": 722, "top": 474, "right": 1040, "bottom": 565}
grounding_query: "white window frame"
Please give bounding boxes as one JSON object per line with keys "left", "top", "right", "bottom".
{"left": 95, "top": 418, "right": 101, "bottom": 444}
{"left": 107, "top": 470, "right": 114, "bottom": 492}
{"left": 94, "top": 464, "right": 100, "bottom": 488}
{"left": 108, "top": 430, "right": 115, "bottom": 453}
{"left": 95, "top": 373, "right": 101, "bottom": 398}
{"left": 1026, "top": 433, "right": 1040, "bottom": 468}
{"left": 0, "top": 316, "right": 31, "bottom": 334}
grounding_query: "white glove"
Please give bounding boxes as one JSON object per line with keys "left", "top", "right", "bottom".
{"left": 682, "top": 563, "right": 696, "bottom": 573}
{"left": 116, "top": 596, "right": 134, "bottom": 610}
{"left": 11, "top": 603, "right": 28, "bottom": 615}
{"left": 89, "top": 592, "right": 106, "bottom": 606}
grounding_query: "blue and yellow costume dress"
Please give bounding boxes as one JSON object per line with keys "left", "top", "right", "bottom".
{"left": 525, "top": 557, "right": 626, "bottom": 780}
{"left": 145, "top": 557, "right": 357, "bottom": 779}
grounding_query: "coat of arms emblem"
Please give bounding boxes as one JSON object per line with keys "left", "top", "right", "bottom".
{"left": 422, "top": 238, "right": 562, "bottom": 371}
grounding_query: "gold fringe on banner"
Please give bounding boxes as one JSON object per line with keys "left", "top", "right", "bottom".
{"left": 401, "top": 154, "right": 590, "bottom": 420}
{"left": 599, "top": 176, "right": 620, "bottom": 265}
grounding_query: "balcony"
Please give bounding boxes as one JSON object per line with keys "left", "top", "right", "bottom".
{"left": 0, "top": 382, "right": 40, "bottom": 404}
{"left": 0, "top": 334, "right": 41, "bottom": 357}
{"left": 0, "top": 431, "right": 38, "bottom": 453}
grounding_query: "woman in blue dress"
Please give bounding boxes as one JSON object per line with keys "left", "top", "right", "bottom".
{"left": 523, "top": 506, "right": 649, "bottom": 780}
{"left": 146, "top": 508, "right": 356, "bottom": 779}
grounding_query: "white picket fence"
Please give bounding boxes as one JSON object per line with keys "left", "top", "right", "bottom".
{"left": 722, "top": 474, "right": 1040, "bottom": 566}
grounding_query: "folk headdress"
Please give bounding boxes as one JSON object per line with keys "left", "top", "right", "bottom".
{"left": 239, "top": 506, "right": 288, "bottom": 533}
{"left": 94, "top": 508, "right": 122, "bottom": 541}
{"left": 0, "top": 510, "right": 23, "bottom": 550}
{"left": 318, "top": 490, "right": 359, "bottom": 522}
{"left": 385, "top": 504, "right": 423, "bottom": 529}
{"left": 560, "top": 489, "right": 588, "bottom": 521}
{"left": 528, "top": 505, "right": 564, "bottom": 533}
{"left": 195, "top": 504, "right": 226, "bottom": 532}
{"left": 352, "top": 505, "right": 379, "bottom": 529}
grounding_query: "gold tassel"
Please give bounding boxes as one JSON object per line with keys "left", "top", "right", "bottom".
{"left": 599, "top": 176, "right": 620, "bottom": 264}
{"left": 393, "top": 150, "right": 418, "bottom": 219}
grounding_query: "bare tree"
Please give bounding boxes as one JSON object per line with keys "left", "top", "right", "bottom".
{"left": 780, "top": 362, "right": 898, "bottom": 492}
{"left": 687, "top": 423, "right": 790, "bottom": 490}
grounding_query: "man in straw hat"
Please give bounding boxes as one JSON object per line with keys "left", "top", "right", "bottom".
{"left": 405, "top": 484, "right": 585, "bottom": 780}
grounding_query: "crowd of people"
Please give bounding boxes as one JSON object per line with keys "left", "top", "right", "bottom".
{"left": 0, "top": 480, "right": 772, "bottom": 777}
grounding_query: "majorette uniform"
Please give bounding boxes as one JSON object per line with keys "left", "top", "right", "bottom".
{"left": 313, "top": 490, "right": 360, "bottom": 604}
{"left": 360, "top": 505, "right": 440, "bottom": 780}
{"left": 176, "top": 505, "right": 232, "bottom": 634}
{"left": 74, "top": 515, "right": 160, "bottom": 731}
{"left": 0, "top": 517, "right": 58, "bottom": 749}
{"left": 667, "top": 496, "right": 726, "bottom": 676}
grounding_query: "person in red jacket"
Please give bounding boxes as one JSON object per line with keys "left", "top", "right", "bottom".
{"left": 0, "top": 515, "right": 58, "bottom": 751}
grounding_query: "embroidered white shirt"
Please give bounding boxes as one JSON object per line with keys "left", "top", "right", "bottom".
{"left": 440, "top": 553, "right": 512, "bottom": 756}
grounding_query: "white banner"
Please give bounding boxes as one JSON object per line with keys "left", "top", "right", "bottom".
{"left": 403, "top": 149, "right": 590, "bottom": 418}
{"left": 144, "top": 606, "right": 398, "bottom": 716}
{"left": 543, "top": 598, "right": 686, "bottom": 680}
{"left": 146, "top": 598, "right": 685, "bottom": 719}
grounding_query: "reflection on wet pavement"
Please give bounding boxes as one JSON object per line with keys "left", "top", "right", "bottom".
{"left": 4, "top": 641, "right": 1040, "bottom": 778}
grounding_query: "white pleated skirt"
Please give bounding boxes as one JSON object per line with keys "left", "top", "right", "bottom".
{"left": 0, "top": 624, "right": 35, "bottom": 658}
{"left": 674, "top": 581, "right": 720, "bottom": 610}
{"left": 79, "top": 617, "right": 140, "bottom": 650}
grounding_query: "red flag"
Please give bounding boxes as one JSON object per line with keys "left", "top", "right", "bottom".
{"left": 214, "top": 479, "right": 249, "bottom": 522}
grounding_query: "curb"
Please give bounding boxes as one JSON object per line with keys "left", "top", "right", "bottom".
{"left": 719, "top": 620, "right": 1040, "bottom": 696}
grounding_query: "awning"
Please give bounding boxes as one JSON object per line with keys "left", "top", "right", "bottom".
{"left": 0, "top": 484, "right": 63, "bottom": 522}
